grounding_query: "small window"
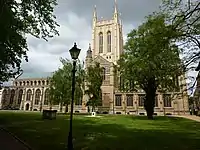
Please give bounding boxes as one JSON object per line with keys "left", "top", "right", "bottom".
{"left": 126, "top": 94, "right": 133, "bottom": 106}
{"left": 155, "top": 95, "right": 158, "bottom": 107}
{"left": 115, "top": 95, "right": 122, "bottom": 106}
{"left": 139, "top": 113, "right": 145, "bottom": 115}
{"left": 138, "top": 94, "right": 145, "bottom": 106}
{"left": 163, "top": 94, "right": 171, "bottom": 107}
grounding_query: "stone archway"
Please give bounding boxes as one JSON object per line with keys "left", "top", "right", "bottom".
{"left": 25, "top": 103, "right": 29, "bottom": 111}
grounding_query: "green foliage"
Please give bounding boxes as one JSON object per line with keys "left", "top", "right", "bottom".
{"left": 85, "top": 62, "right": 103, "bottom": 110}
{"left": 0, "top": 0, "right": 59, "bottom": 85}
{"left": 118, "top": 14, "right": 182, "bottom": 93}
{"left": 48, "top": 58, "right": 84, "bottom": 110}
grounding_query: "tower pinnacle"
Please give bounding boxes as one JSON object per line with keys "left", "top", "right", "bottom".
{"left": 113, "top": 0, "right": 119, "bottom": 23}
{"left": 114, "top": 0, "right": 118, "bottom": 14}
{"left": 93, "top": 5, "right": 97, "bottom": 20}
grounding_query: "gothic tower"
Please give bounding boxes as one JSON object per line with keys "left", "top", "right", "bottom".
{"left": 91, "top": 0, "right": 123, "bottom": 64}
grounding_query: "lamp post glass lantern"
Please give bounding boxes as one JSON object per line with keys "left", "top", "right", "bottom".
{"left": 69, "top": 43, "right": 81, "bottom": 60}
{"left": 67, "top": 42, "right": 81, "bottom": 150}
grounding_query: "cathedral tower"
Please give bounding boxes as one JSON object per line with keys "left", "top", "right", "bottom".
{"left": 91, "top": 0, "right": 123, "bottom": 64}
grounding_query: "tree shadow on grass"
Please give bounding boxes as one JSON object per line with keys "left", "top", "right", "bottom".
{"left": 1, "top": 114, "right": 200, "bottom": 150}
{"left": 72, "top": 117, "right": 200, "bottom": 150}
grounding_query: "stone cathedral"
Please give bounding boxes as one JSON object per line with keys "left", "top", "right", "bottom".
{"left": 0, "top": 2, "right": 189, "bottom": 115}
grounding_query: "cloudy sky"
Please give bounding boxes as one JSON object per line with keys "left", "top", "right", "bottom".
{"left": 20, "top": 0, "right": 162, "bottom": 78}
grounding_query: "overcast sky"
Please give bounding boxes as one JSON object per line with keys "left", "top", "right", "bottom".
{"left": 20, "top": 0, "right": 162, "bottom": 78}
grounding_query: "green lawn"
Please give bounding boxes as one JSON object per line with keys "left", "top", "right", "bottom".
{"left": 0, "top": 111, "right": 200, "bottom": 150}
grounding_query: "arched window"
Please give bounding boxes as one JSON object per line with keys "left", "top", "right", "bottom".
{"left": 163, "top": 94, "right": 171, "bottom": 107}
{"left": 23, "top": 81, "right": 26, "bottom": 86}
{"left": 44, "top": 89, "right": 49, "bottom": 105}
{"left": 42, "top": 80, "right": 45, "bottom": 85}
{"left": 126, "top": 94, "right": 133, "bottom": 106}
{"left": 26, "top": 89, "right": 32, "bottom": 101}
{"left": 10, "top": 89, "right": 15, "bottom": 104}
{"left": 18, "top": 89, "right": 23, "bottom": 104}
{"left": 35, "top": 89, "right": 41, "bottom": 105}
{"left": 115, "top": 95, "right": 122, "bottom": 106}
{"left": 46, "top": 80, "right": 49, "bottom": 85}
{"left": 155, "top": 95, "right": 158, "bottom": 107}
{"left": 2, "top": 90, "right": 7, "bottom": 106}
{"left": 102, "top": 67, "right": 106, "bottom": 80}
{"left": 34, "top": 81, "right": 37, "bottom": 86}
{"left": 30, "top": 81, "right": 33, "bottom": 86}
{"left": 107, "top": 31, "right": 111, "bottom": 52}
{"left": 99, "top": 32, "right": 103, "bottom": 53}
{"left": 27, "top": 81, "right": 29, "bottom": 86}
{"left": 138, "top": 94, "right": 145, "bottom": 106}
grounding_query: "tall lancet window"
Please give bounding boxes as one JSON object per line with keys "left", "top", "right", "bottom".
{"left": 99, "top": 32, "right": 103, "bottom": 53}
{"left": 107, "top": 31, "right": 111, "bottom": 52}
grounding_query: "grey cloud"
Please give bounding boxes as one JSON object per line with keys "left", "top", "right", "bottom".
{"left": 21, "top": 0, "right": 162, "bottom": 77}
{"left": 27, "top": 12, "right": 91, "bottom": 56}
{"left": 56, "top": 0, "right": 162, "bottom": 25}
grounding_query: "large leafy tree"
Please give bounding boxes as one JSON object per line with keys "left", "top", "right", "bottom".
{"left": 118, "top": 14, "right": 182, "bottom": 119}
{"left": 0, "top": 0, "right": 59, "bottom": 86}
{"left": 161, "top": 0, "right": 200, "bottom": 88}
{"left": 85, "top": 62, "right": 103, "bottom": 112}
{"left": 49, "top": 58, "right": 84, "bottom": 112}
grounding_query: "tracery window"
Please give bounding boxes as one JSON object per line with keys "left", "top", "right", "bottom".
{"left": 35, "top": 89, "right": 41, "bottom": 105}
{"left": 163, "top": 94, "right": 171, "bottom": 107}
{"left": 126, "top": 94, "right": 133, "bottom": 106}
{"left": 44, "top": 89, "right": 49, "bottom": 105}
{"left": 99, "top": 32, "right": 103, "bottom": 53}
{"left": 115, "top": 95, "right": 122, "bottom": 106}
{"left": 18, "top": 89, "right": 23, "bottom": 104}
{"left": 155, "top": 95, "right": 158, "bottom": 107}
{"left": 138, "top": 94, "right": 145, "bottom": 106}
{"left": 107, "top": 31, "right": 111, "bottom": 52}
{"left": 26, "top": 89, "right": 32, "bottom": 101}
{"left": 10, "top": 89, "right": 15, "bottom": 104}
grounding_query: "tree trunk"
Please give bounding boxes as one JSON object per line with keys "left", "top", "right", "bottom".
{"left": 65, "top": 104, "right": 68, "bottom": 113}
{"left": 92, "top": 105, "right": 95, "bottom": 112}
{"left": 60, "top": 103, "right": 63, "bottom": 112}
{"left": 144, "top": 77, "right": 157, "bottom": 120}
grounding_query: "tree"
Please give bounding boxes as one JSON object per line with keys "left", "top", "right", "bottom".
{"left": 85, "top": 62, "right": 103, "bottom": 112}
{"left": 160, "top": 0, "right": 200, "bottom": 88}
{"left": 118, "top": 14, "right": 182, "bottom": 119}
{"left": 0, "top": 0, "right": 59, "bottom": 86}
{"left": 49, "top": 58, "right": 84, "bottom": 113}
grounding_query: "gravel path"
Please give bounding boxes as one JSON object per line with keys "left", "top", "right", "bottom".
{"left": 174, "top": 115, "right": 200, "bottom": 122}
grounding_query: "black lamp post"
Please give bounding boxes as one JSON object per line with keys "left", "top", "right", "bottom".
{"left": 67, "top": 43, "right": 81, "bottom": 150}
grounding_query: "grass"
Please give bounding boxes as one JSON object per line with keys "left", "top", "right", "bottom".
{"left": 0, "top": 111, "right": 200, "bottom": 150}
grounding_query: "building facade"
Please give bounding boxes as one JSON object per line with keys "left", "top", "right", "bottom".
{"left": 0, "top": 2, "right": 189, "bottom": 115}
